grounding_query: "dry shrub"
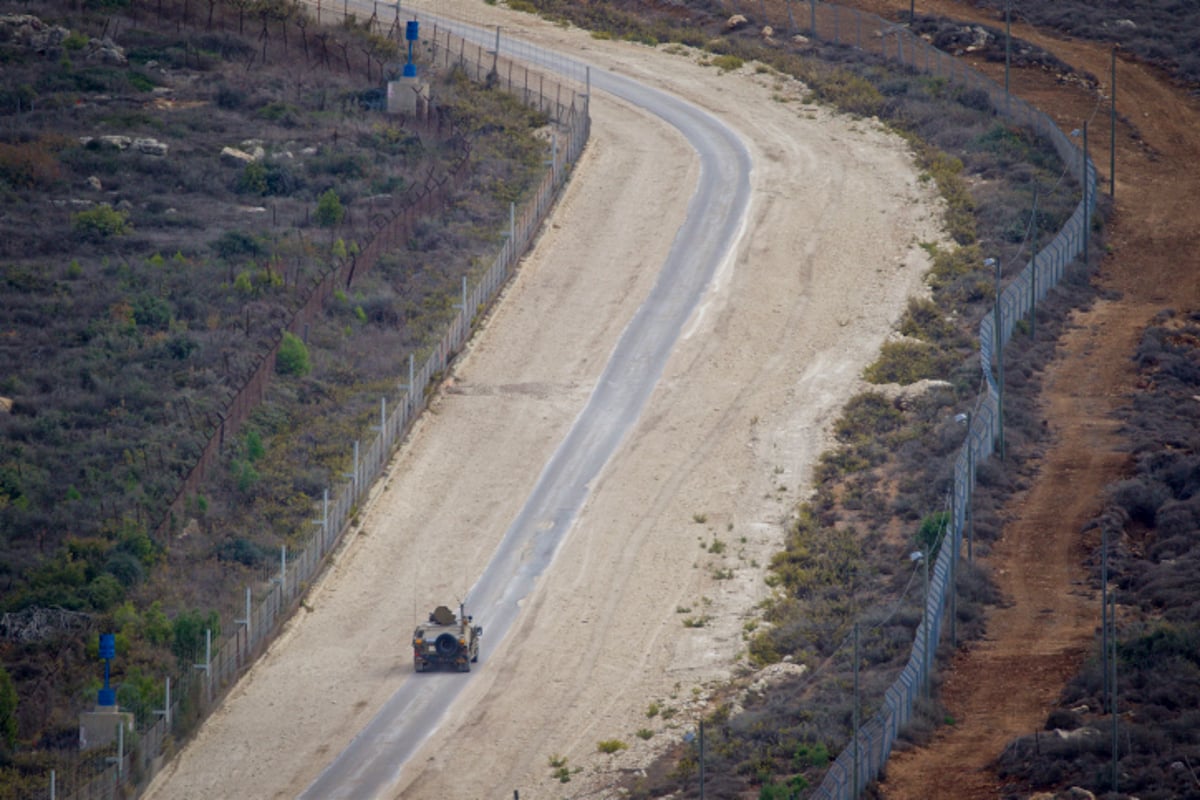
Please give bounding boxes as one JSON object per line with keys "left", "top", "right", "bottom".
{"left": 0, "top": 140, "right": 64, "bottom": 189}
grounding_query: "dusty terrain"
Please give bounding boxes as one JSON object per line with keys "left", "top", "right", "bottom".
{"left": 830, "top": 1, "right": 1200, "bottom": 797}
{"left": 143, "top": 3, "right": 950, "bottom": 799}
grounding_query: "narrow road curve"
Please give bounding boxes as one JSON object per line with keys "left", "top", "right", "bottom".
{"left": 299, "top": 19, "right": 752, "bottom": 799}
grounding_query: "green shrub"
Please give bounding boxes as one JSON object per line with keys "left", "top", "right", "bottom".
{"left": 833, "top": 392, "right": 904, "bottom": 443}
{"left": 899, "top": 297, "right": 956, "bottom": 342}
{"left": 316, "top": 189, "right": 345, "bottom": 227}
{"left": 710, "top": 54, "right": 744, "bottom": 72}
{"left": 597, "top": 739, "right": 628, "bottom": 754}
{"left": 256, "top": 101, "right": 299, "bottom": 126}
{"left": 926, "top": 243, "right": 983, "bottom": 292}
{"left": 237, "top": 161, "right": 268, "bottom": 195}
{"left": 759, "top": 775, "right": 808, "bottom": 799}
{"left": 275, "top": 331, "right": 311, "bottom": 376}
{"left": 213, "top": 229, "right": 264, "bottom": 260}
{"left": 767, "top": 505, "right": 860, "bottom": 600}
{"left": 917, "top": 511, "right": 949, "bottom": 558}
{"left": 792, "top": 741, "right": 829, "bottom": 768}
{"left": 70, "top": 203, "right": 131, "bottom": 239}
{"left": 171, "top": 608, "right": 220, "bottom": 662}
{"left": 863, "top": 339, "right": 954, "bottom": 385}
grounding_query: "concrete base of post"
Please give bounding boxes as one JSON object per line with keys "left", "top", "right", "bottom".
{"left": 387, "top": 77, "right": 427, "bottom": 116}
{"left": 79, "top": 706, "right": 134, "bottom": 751}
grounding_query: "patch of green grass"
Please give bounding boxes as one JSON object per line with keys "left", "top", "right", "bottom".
{"left": 710, "top": 53, "right": 744, "bottom": 72}
{"left": 862, "top": 339, "right": 956, "bottom": 385}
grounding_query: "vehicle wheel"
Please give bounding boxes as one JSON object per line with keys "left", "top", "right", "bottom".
{"left": 435, "top": 633, "right": 458, "bottom": 657}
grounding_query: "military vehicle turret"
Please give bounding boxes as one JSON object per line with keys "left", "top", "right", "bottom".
{"left": 413, "top": 605, "right": 482, "bottom": 672}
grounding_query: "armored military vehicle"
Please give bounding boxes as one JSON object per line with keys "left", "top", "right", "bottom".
{"left": 413, "top": 605, "right": 482, "bottom": 672}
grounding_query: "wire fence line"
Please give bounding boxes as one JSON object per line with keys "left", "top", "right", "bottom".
{"left": 40, "top": 19, "right": 588, "bottom": 800}
{"left": 772, "top": 5, "right": 1099, "bottom": 798}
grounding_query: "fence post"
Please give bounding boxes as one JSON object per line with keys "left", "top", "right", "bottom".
{"left": 236, "top": 587, "right": 251, "bottom": 658}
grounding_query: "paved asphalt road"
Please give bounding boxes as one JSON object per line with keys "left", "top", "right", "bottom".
{"left": 299, "top": 11, "right": 752, "bottom": 798}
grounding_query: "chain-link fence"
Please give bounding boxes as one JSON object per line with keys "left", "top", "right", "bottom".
{"left": 778, "top": 4, "right": 1098, "bottom": 798}
{"left": 35, "top": 12, "right": 588, "bottom": 800}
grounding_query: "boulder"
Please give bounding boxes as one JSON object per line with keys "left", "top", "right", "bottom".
{"left": 133, "top": 137, "right": 168, "bottom": 157}
{"left": 97, "top": 135, "right": 132, "bottom": 150}
{"left": 86, "top": 175, "right": 102, "bottom": 191}
{"left": 83, "top": 36, "right": 127, "bottom": 65}
{"left": 725, "top": 14, "right": 748, "bottom": 30}
{"left": 0, "top": 14, "right": 69, "bottom": 52}
{"left": 220, "top": 146, "right": 256, "bottom": 166}
{"left": 761, "top": 25, "right": 774, "bottom": 38}
{"left": 239, "top": 139, "right": 267, "bottom": 160}
{"left": 0, "top": 397, "right": 12, "bottom": 414}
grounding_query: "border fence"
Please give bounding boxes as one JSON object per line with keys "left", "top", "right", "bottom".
{"left": 33, "top": 1, "right": 1095, "bottom": 797}
{"left": 41, "top": 12, "right": 588, "bottom": 800}
{"left": 769, "top": 4, "right": 1099, "bottom": 798}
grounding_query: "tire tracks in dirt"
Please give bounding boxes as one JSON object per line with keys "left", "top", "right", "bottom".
{"left": 832, "top": 1, "right": 1200, "bottom": 796}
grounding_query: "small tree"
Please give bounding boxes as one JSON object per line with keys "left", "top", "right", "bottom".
{"left": 276, "top": 331, "right": 311, "bottom": 376}
{"left": 315, "top": 188, "right": 344, "bottom": 227}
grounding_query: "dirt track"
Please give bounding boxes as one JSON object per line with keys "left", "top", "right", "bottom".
{"left": 143, "top": 4, "right": 949, "bottom": 798}
{"left": 835, "top": 1, "right": 1200, "bottom": 796}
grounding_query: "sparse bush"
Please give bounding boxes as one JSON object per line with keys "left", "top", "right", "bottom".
{"left": 1109, "top": 478, "right": 1169, "bottom": 526}
{"left": 597, "top": 739, "right": 628, "bottom": 754}
{"left": 0, "top": 141, "right": 64, "bottom": 189}
{"left": 275, "top": 331, "right": 311, "bottom": 376}
{"left": 70, "top": 203, "right": 132, "bottom": 240}
{"left": 710, "top": 54, "right": 744, "bottom": 72}
{"left": 863, "top": 339, "right": 955, "bottom": 385}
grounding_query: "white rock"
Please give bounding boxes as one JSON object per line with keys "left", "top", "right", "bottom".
{"left": 133, "top": 137, "right": 168, "bottom": 157}
{"left": 220, "top": 146, "right": 256, "bottom": 166}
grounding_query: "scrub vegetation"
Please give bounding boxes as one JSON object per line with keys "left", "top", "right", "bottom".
{"left": 0, "top": 0, "right": 550, "bottom": 791}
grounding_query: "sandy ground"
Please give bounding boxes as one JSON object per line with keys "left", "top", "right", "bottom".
{"left": 145, "top": 5, "right": 946, "bottom": 798}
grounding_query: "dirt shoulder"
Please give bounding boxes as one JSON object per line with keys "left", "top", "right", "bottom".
{"left": 831, "top": 1, "right": 1200, "bottom": 796}
{"left": 145, "top": 4, "right": 948, "bottom": 798}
